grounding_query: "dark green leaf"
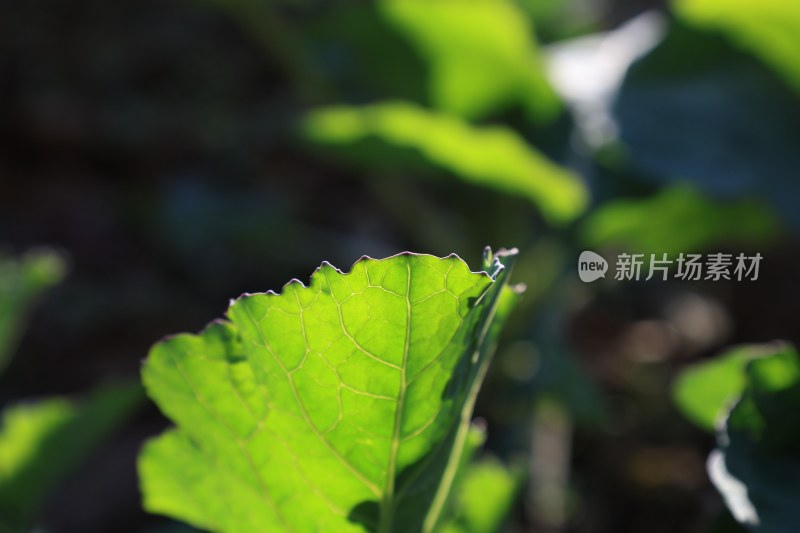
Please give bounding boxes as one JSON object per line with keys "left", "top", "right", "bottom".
{"left": 708, "top": 343, "right": 800, "bottom": 530}
{"left": 614, "top": 23, "right": 800, "bottom": 228}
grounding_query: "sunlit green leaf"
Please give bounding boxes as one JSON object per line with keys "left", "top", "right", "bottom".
{"left": 139, "top": 249, "right": 523, "bottom": 532}
{"left": 304, "top": 102, "right": 588, "bottom": 224}
{"left": 0, "top": 384, "right": 142, "bottom": 532}
{"left": 0, "top": 249, "right": 66, "bottom": 375}
{"left": 380, "top": 0, "right": 561, "bottom": 121}
{"left": 674, "top": 0, "right": 800, "bottom": 94}
{"left": 583, "top": 185, "right": 779, "bottom": 256}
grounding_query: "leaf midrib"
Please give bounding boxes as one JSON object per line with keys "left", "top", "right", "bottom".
{"left": 378, "top": 259, "right": 413, "bottom": 533}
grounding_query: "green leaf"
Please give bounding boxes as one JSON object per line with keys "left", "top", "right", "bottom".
{"left": 674, "top": 0, "right": 800, "bottom": 95}
{"left": 707, "top": 342, "right": 800, "bottom": 530}
{"left": 441, "top": 457, "right": 524, "bottom": 533}
{"left": 0, "top": 249, "right": 66, "bottom": 375}
{"left": 304, "top": 102, "right": 588, "bottom": 224}
{"left": 0, "top": 384, "right": 142, "bottom": 532}
{"left": 673, "top": 344, "right": 776, "bottom": 431}
{"left": 139, "top": 249, "right": 523, "bottom": 532}
{"left": 614, "top": 23, "right": 800, "bottom": 228}
{"left": 380, "top": 0, "right": 561, "bottom": 121}
{"left": 430, "top": 425, "right": 486, "bottom": 533}
{"left": 583, "top": 185, "right": 779, "bottom": 257}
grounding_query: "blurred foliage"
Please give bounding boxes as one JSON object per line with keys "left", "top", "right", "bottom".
{"left": 526, "top": 302, "right": 607, "bottom": 429}
{"left": 380, "top": 0, "right": 561, "bottom": 121}
{"left": 304, "top": 102, "right": 587, "bottom": 224}
{"left": 674, "top": 0, "right": 800, "bottom": 95}
{"left": 0, "top": 385, "right": 141, "bottom": 533}
{"left": 438, "top": 425, "right": 523, "bottom": 533}
{"left": 582, "top": 185, "right": 780, "bottom": 256}
{"left": 673, "top": 344, "right": 778, "bottom": 431}
{"left": 702, "top": 343, "right": 800, "bottom": 530}
{"left": 0, "top": 250, "right": 66, "bottom": 374}
{"left": 615, "top": 21, "right": 800, "bottom": 228}
{"left": 0, "top": 250, "right": 142, "bottom": 532}
{"left": 442, "top": 457, "right": 524, "bottom": 533}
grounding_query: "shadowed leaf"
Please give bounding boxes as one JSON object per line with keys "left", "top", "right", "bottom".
{"left": 704, "top": 343, "right": 800, "bottom": 530}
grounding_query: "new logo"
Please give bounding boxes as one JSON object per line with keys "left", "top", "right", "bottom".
{"left": 578, "top": 251, "right": 608, "bottom": 282}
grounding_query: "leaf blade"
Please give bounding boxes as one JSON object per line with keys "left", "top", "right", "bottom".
{"left": 140, "top": 250, "right": 522, "bottom": 532}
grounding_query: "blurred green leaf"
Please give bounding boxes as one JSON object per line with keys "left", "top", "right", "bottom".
{"left": 0, "top": 249, "right": 66, "bottom": 376}
{"left": 304, "top": 102, "right": 588, "bottom": 224}
{"left": 707, "top": 342, "right": 800, "bottom": 530}
{"left": 583, "top": 185, "right": 780, "bottom": 256}
{"left": 674, "top": 0, "right": 800, "bottom": 94}
{"left": 380, "top": 0, "right": 561, "bottom": 121}
{"left": 673, "top": 344, "right": 777, "bottom": 431}
{"left": 0, "top": 383, "right": 142, "bottom": 532}
{"left": 614, "top": 23, "right": 800, "bottom": 229}
{"left": 441, "top": 457, "right": 523, "bottom": 533}
{"left": 139, "top": 251, "right": 522, "bottom": 532}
